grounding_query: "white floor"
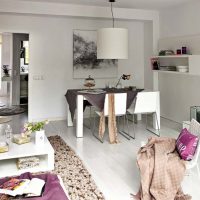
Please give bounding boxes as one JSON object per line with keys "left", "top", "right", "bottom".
{"left": 1, "top": 115, "right": 200, "bottom": 200}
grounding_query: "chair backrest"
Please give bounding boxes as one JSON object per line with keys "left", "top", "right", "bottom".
{"left": 104, "top": 93, "right": 127, "bottom": 116}
{"left": 189, "top": 119, "right": 200, "bottom": 164}
{"left": 134, "top": 91, "right": 159, "bottom": 114}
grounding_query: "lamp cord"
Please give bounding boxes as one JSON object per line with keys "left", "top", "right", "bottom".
{"left": 111, "top": 2, "right": 115, "bottom": 28}
{"left": 116, "top": 75, "right": 122, "bottom": 88}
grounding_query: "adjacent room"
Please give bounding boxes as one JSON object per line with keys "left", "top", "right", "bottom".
{"left": 0, "top": 0, "right": 200, "bottom": 199}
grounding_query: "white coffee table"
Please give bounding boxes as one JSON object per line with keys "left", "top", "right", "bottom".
{"left": 0, "top": 135, "right": 54, "bottom": 178}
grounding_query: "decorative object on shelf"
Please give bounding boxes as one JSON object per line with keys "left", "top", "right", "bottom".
{"left": 21, "top": 66, "right": 25, "bottom": 72}
{"left": 190, "top": 106, "right": 200, "bottom": 123}
{"left": 97, "top": 0, "right": 128, "bottom": 59}
{"left": 14, "top": 120, "right": 49, "bottom": 145}
{"left": 176, "top": 65, "right": 189, "bottom": 72}
{"left": 2, "top": 65, "right": 10, "bottom": 77}
{"left": 159, "top": 66, "right": 176, "bottom": 71}
{"left": 0, "top": 141, "right": 9, "bottom": 153}
{"left": 22, "top": 120, "right": 49, "bottom": 137}
{"left": 17, "top": 156, "right": 40, "bottom": 170}
{"left": 84, "top": 75, "right": 95, "bottom": 89}
{"left": 73, "top": 29, "right": 118, "bottom": 78}
{"left": 176, "top": 49, "right": 182, "bottom": 55}
{"left": 13, "top": 134, "right": 31, "bottom": 145}
{"left": 182, "top": 46, "right": 187, "bottom": 54}
{"left": 115, "top": 74, "right": 131, "bottom": 88}
{"left": 159, "top": 50, "right": 174, "bottom": 56}
{"left": 151, "top": 58, "right": 159, "bottom": 70}
{"left": 5, "top": 124, "right": 13, "bottom": 141}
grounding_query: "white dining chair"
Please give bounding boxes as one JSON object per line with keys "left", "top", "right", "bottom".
{"left": 127, "top": 91, "right": 160, "bottom": 138}
{"left": 92, "top": 93, "right": 130, "bottom": 142}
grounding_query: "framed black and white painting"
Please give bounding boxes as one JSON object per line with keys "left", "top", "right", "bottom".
{"left": 73, "top": 30, "right": 118, "bottom": 79}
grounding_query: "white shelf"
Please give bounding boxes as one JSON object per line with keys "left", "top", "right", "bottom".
{"left": 20, "top": 72, "right": 29, "bottom": 75}
{"left": 0, "top": 136, "right": 54, "bottom": 178}
{"left": 152, "top": 55, "right": 200, "bottom": 76}
{"left": 151, "top": 55, "right": 193, "bottom": 58}
{"left": 153, "top": 70, "right": 189, "bottom": 75}
{"left": 0, "top": 156, "right": 49, "bottom": 178}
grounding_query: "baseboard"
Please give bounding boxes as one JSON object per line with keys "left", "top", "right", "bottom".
{"left": 29, "top": 117, "right": 67, "bottom": 122}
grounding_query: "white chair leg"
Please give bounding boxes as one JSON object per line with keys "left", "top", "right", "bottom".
{"left": 89, "top": 106, "right": 92, "bottom": 129}
{"left": 146, "top": 113, "right": 160, "bottom": 137}
{"left": 126, "top": 114, "right": 136, "bottom": 139}
{"left": 118, "top": 115, "right": 131, "bottom": 140}
{"left": 83, "top": 106, "right": 94, "bottom": 130}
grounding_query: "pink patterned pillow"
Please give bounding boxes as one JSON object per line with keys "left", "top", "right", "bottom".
{"left": 176, "top": 128, "right": 199, "bottom": 161}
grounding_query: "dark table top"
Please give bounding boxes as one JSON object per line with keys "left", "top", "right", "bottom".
{"left": 65, "top": 88, "right": 143, "bottom": 121}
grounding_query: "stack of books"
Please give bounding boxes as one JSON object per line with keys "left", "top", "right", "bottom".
{"left": 0, "top": 177, "right": 45, "bottom": 197}
{"left": 17, "top": 156, "right": 40, "bottom": 170}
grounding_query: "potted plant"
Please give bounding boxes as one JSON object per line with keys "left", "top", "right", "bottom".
{"left": 22, "top": 120, "right": 49, "bottom": 145}
{"left": 2, "top": 65, "right": 10, "bottom": 77}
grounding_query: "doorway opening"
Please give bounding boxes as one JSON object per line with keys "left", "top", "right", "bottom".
{"left": 0, "top": 33, "right": 29, "bottom": 108}
{"left": 0, "top": 33, "right": 29, "bottom": 132}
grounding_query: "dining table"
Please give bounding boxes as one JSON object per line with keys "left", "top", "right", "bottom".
{"left": 65, "top": 88, "right": 160, "bottom": 138}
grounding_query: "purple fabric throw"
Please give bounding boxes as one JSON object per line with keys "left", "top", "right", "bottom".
{"left": 0, "top": 172, "right": 68, "bottom": 200}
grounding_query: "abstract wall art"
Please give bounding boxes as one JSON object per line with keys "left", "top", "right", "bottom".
{"left": 73, "top": 30, "right": 118, "bottom": 79}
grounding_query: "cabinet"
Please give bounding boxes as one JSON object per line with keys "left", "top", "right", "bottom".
{"left": 152, "top": 55, "right": 200, "bottom": 76}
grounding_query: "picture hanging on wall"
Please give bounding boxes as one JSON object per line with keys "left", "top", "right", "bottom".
{"left": 73, "top": 29, "right": 118, "bottom": 79}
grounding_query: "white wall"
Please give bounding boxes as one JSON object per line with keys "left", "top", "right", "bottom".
{"left": 0, "top": 14, "right": 145, "bottom": 121}
{"left": 0, "top": 33, "right": 13, "bottom": 97}
{"left": 159, "top": 0, "right": 200, "bottom": 123}
{"left": 160, "top": 1, "right": 200, "bottom": 38}
{"left": 144, "top": 21, "right": 153, "bottom": 89}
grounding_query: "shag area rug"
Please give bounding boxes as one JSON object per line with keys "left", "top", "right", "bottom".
{"left": 48, "top": 135, "right": 105, "bottom": 200}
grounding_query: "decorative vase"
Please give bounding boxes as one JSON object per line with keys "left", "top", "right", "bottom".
{"left": 35, "top": 130, "right": 45, "bottom": 146}
{"left": 0, "top": 141, "right": 9, "bottom": 153}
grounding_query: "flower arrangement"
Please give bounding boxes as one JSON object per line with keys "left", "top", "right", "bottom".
{"left": 21, "top": 120, "right": 49, "bottom": 137}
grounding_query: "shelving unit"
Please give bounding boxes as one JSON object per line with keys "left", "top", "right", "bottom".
{"left": 152, "top": 55, "right": 200, "bottom": 75}
{"left": 0, "top": 136, "right": 54, "bottom": 178}
{"left": 152, "top": 55, "right": 191, "bottom": 58}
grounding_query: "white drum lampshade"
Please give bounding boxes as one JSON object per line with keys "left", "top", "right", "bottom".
{"left": 97, "top": 28, "right": 128, "bottom": 59}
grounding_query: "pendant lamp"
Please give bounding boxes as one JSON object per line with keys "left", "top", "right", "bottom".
{"left": 97, "top": 0, "right": 128, "bottom": 59}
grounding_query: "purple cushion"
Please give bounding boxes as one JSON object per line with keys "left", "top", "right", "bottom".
{"left": 176, "top": 128, "right": 199, "bottom": 161}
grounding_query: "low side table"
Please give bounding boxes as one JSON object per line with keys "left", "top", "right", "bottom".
{"left": 0, "top": 135, "right": 54, "bottom": 178}
{"left": 0, "top": 106, "right": 25, "bottom": 125}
